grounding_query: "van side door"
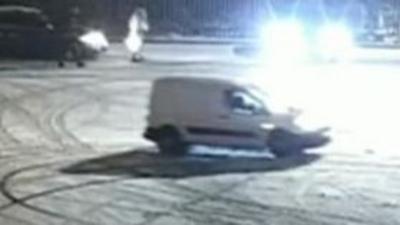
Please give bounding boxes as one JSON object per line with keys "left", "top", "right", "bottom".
{"left": 183, "top": 87, "right": 266, "bottom": 148}
{"left": 215, "top": 89, "right": 268, "bottom": 148}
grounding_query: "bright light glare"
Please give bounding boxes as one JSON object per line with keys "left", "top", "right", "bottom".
{"left": 249, "top": 62, "right": 400, "bottom": 156}
{"left": 79, "top": 30, "right": 109, "bottom": 51}
{"left": 317, "top": 24, "right": 354, "bottom": 60}
{"left": 261, "top": 21, "right": 308, "bottom": 62}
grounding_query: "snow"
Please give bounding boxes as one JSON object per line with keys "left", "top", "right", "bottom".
{"left": 0, "top": 43, "right": 398, "bottom": 225}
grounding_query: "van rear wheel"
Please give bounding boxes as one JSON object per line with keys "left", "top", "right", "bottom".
{"left": 156, "top": 128, "right": 187, "bottom": 155}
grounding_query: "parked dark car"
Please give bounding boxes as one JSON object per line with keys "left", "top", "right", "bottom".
{"left": 0, "top": 6, "right": 109, "bottom": 67}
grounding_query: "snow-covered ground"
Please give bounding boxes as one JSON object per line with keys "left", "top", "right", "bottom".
{"left": 0, "top": 43, "right": 398, "bottom": 225}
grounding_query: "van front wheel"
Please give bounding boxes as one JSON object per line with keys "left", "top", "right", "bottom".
{"left": 267, "top": 129, "right": 303, "bottom": 158}
{"left": 156, "top": 128, "right": 187, "bottom": 155}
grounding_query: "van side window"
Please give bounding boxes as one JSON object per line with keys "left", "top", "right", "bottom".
{"left": 226, "top": 90, "right": 264, "bottom": 115}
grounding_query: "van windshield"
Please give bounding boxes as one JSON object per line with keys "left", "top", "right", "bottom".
{"left": 246, "top": 85, "right": 289, "bottom": 114}
{"left": 246, "top": 85, "right": 266, "bottom": 100}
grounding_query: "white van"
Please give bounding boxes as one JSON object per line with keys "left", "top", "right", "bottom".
{"left": 144, "top": 77, "right": 330, "bottom": 157}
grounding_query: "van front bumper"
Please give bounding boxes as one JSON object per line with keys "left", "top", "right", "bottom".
{"left": 268, "top": 128, "right": 331, "bottom": 150}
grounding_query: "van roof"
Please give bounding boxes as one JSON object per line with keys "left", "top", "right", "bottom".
{"left": 155, "top": 76, "right": 242, "bottom": 87}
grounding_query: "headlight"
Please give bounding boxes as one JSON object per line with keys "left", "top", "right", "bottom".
{"left": 260, "top": 21, "right": 308, "bottom": 62}
{"left": 79, "top": 30, "right": 109, "bottom": 51}
{"left": 316, "top": 24, "right": 354, "bottom": 60}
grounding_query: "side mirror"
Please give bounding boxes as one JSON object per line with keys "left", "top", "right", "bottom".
{"left": 247, "top": 104, "right": 256, "bottom": 112}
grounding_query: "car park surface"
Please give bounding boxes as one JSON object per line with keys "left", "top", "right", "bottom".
{"left": 0, "top": 43, "right": 398, "bottom": 225}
